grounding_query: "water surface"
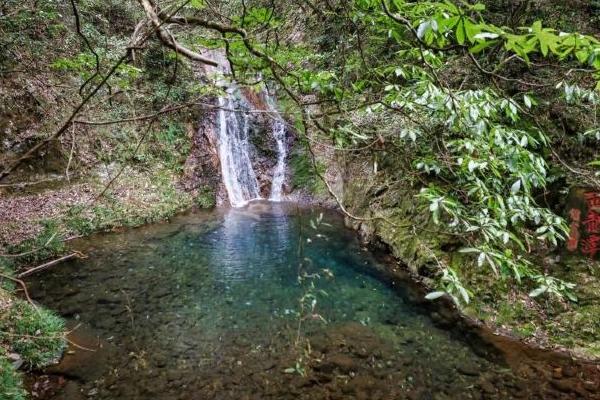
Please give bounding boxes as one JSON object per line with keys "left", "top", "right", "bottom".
{"left": 27, "top": 202, "right": 569, "bottom": 399}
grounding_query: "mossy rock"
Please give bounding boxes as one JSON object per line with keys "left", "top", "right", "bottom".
{"left": 196, "top": 186, "right": 216, "bottom": 209}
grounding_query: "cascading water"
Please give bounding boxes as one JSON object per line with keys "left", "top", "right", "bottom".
{"left": 265, "top": 90, "right": 287, "bottom": 201}
{"left": 204, "top": 49, "right": 261, "bottom": 207}
{"left": 205, "top": 50, "right": 288, "bottom": 207}
{"left": 216, "top": 88, "right": 261, "bottom": 207}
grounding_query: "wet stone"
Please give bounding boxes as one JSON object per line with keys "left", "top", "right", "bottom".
{"left": 315, "top": 354, "right": 357, "bottom": 373}
{"left": 584, "top": 380, "right": 599, "bottom": 393}
{"left": 457, "top": 363, "right": 481, "bottom": 377}
{"left": 563, "top": 365, "right": 578, "bottom": 378}
{"left": 479, "top": 380, "right": 496, "bottom": 394}
{"left": 551, "top": 379, "right": 574, "bottom": 393}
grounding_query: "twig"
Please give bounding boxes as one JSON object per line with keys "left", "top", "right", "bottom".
{"left": 0, "top": 232, "right": 59, "bottom": 258}
{"left": 66, "top": 124, "right": 76, "bottom": 182}
{"left": 466, "top": 51, "right": 551, "bottom": 88}
{"left": 0, "top": 176, "right": 69, "bottom": 188}
{"left": 73, "top": 101, "right": 300, "bottom": 126}
{"left": 16, "top": 252, "right": 85, "bottom": 279}
{"left": 0, "top": 274, "right": 38, "bottom": 312}
{"left": 92, "top": 118, "right": 157, "bottom": 203}
{"left": 138, "top": 0, "right": 218, "bottom": 65}
{"left": 69, "top": 0, "right": 100, "bottom": 96}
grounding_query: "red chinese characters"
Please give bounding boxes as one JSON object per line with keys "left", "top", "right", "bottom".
{"left": 584, "top": 192, "right": 600, "bottom": 209}
{"left": 581, "top": 192, "right": 600, "bottom": 258}
{"left": 583, "top": 210, "right": 600, "bottom": 234}
{"left": 582, "top": 235, "right": 600, "bottom": 258}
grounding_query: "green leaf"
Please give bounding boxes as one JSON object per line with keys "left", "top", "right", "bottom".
{"left": 565, "top": 291, "right": 578, "bottom": 302}
{"left": 529, "top": 286, "right": 547, "bottom": 297}
{"left": 458, "top": 286, "right": 470, "bottom": 303}
{"left": 510, "top": 179, "right": 521, "bottom": 194}
{"left": 576, "top": 50, "right": 589, "bottom": 64}
{"left": 463, "top": 20, "right": 481, "bottom": 44}
{"left": 189, "top": 0, "right": 205, "bottom": 9}
{"left": 456, "top": 19, "right": 465, "bottom": 45}
{"left": 425, "top": 291, "right": 446, "bottom": 300}
{"left": 469, "top": 40, "right": 497, "bottom": 54}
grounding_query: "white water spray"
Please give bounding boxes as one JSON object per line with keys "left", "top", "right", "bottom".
{"left": 204, "top": 51, "right": 288, "bottom": 207}
{"left": 216, "top": 88, "right": 261, "bottom": 207}
{"left": 265, "top": 91, "right": 287, "bottom": 201}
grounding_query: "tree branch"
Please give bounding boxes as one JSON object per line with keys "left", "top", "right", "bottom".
{"left": 137, "top": 0, "right": 218, "bottom": 66}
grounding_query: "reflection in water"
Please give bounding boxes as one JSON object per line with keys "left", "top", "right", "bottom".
{"left": 26, "top": 203, "right": 571, "bottom": 399}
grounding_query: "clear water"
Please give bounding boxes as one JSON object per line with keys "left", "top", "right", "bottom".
{"left": 28, "top": 203, "right": 555, "bottom": 399}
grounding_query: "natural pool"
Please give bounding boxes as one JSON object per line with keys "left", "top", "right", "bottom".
{"left": 25, "top": 202, "right": 592, "bottom": 399}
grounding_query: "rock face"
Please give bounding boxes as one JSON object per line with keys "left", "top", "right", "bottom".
{"left": 181, "top": 108, "right": 221, "bottom": 196}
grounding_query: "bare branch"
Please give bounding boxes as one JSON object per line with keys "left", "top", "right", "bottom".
{"left": 69, "top": 0, "right": 101, "bottom": 95}
{"left": 137, "top": 0, "right": 218, "bottom": 66}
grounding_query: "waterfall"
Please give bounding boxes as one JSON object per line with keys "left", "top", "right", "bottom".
{"left": 216, "top": 87, "right": 261, "bottom": 207}
{"left": 265, "top": 91, "right": 287, "bottom": 201}
{"left": 204, "top": 51, "right": 288, "bottom": 207}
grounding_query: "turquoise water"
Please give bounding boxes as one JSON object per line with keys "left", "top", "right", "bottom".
{"left": 28, "top": 202, "right": 545, "bottom": 399}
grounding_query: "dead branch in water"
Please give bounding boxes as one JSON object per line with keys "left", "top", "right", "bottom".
{"left": 17, "top": 252, "right": 86, "bottom": 279}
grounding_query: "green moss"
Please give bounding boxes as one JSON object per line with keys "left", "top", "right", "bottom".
{"left": 62, "top": 169, "right": 193, "bottom": 235}
{"left": 289, "top": 146, "right": 326, "bottom": 194}
{"left": 0, "top": 300, "right": 65, "bottom": 368}
{"left": 196, "top": 186, "right": 216, "bottom": 209}
{"left": 496, "top": 301, "right": 527, "bottom": 326}
{"left": 547, "top": 303, "right": 600, "bottom": 356}
{"left": 63, "top": 204, "right": 96, "bottom": 236}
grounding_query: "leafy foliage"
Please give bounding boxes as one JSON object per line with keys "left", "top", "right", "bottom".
{"left": 206, "top": 0, "right": 600, "bottom": 304}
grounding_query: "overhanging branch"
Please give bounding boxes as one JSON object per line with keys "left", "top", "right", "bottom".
{"left": 137, "top": 0, "right": 218, "bottom": 66}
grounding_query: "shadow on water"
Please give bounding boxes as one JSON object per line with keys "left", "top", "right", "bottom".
{"left": 25, "top": 201, "right": 600, "bottom": 399}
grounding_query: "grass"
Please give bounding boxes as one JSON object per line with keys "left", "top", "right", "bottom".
{"left": 0, "top": 285, "right": 64, "bottom": 400}
{"left": 62, "top": 167, "right": 194, "bottom": 236}
{"left": 0, "top": 350, "right": 26, "bottom": 400}
{"left": 4, "top": 221, "right": 66, "bottom": 266}
{"left": 0, "top": 300, "right": 65, "bottom": 368}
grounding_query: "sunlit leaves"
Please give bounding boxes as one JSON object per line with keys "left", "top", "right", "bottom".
{"left": 530, "top": 275, "right": 577, "bottom": 302}
{"left": 382, "top": 0, "right": 600, "bottom": 72}
{"left": 188, "top": 0, "right": 205, "bottom": 9}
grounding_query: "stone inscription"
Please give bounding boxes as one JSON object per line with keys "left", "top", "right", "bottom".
{"left": 566, "top": 190, "right": 600, "bottom": 258}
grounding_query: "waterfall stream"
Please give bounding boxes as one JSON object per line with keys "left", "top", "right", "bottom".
{"left": 265, "top": 90, "right": 287, "bottom": 201}
{"left": 206, "top": 52, "right": 287, "bottom": 207}
{"left": 216, "top": 87, "right": 261, "bottom": 207}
